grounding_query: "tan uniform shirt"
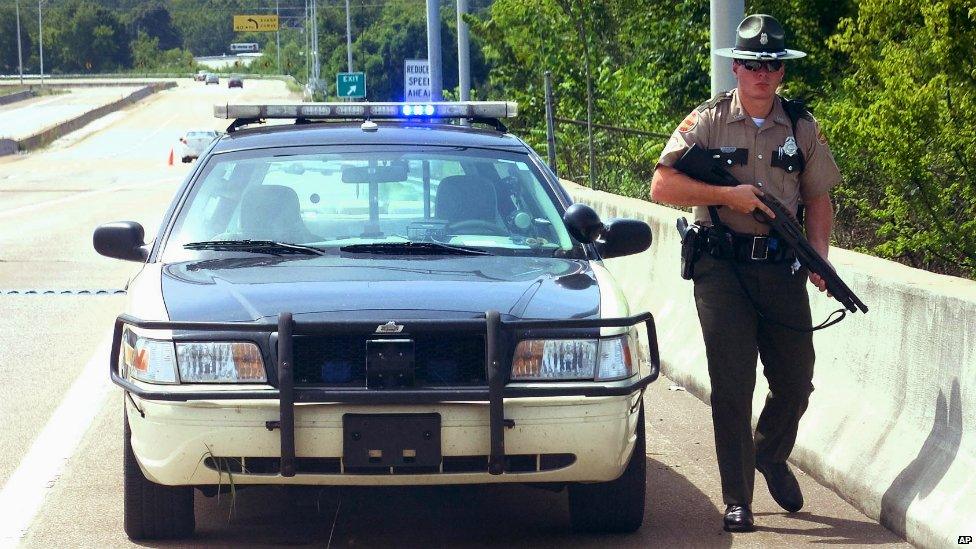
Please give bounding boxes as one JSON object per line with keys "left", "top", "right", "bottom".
{"left": 658, "top": 89, "right": 842, "bottom": 234}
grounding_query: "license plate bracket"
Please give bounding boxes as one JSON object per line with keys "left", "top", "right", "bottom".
{"left": 342, "top": 413, "right": 441, "bottom": 469}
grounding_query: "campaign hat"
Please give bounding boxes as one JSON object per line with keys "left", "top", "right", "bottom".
{"left": 714, "top": 14, "right": 806, "bottom": 60}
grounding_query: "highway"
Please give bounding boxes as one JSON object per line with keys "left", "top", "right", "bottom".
{"left": 0, "top": 79, "right": 908, "bottom": 547}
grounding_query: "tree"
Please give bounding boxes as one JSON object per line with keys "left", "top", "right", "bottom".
{"left": 44, "top": 0, "right": 131, "bottom": 72}
{"left": 0, "top": 4, "right": 34, "bottom": 75}
{"left": 824, "top": 0, "right": 976, "bottom": 276}
{"left": 127, "top": 2, "right": 182, "bottom": 51}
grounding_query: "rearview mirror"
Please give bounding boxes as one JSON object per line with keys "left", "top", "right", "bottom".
{"left": 598, "top": 218, "right": 652, "bottom": 259}
{"left": 93, "top": 221, "right": 149, "bottom": 262}
{"left": 341, "top": 163, "right": 409, "bottom": 184}
{"left": 562, "top": 203, "right": 652, "bottom": 258}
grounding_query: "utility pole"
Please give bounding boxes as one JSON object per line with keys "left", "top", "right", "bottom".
{"left": 276, "top": 0, "right": 281, "bottom": 74}
{"left": 304, "top": 0, "right": 310, "bottom": 84}
{"left": 710, "top": 0, "right": 743, "bottom": 95}
{"left": 38, "top": 0, "right": 44, "bottom": 88}
{"left": 425, "top": 0, "right": 442, "bottom": 102}
{"left": 16, "top": 0, "right": 24, "bottom": 85}
{"left": 345, "top": 0, "right": 353, "bottom": 72}
{"left": 456, "top": 0, "right": 470, "bottom": 101}
{"left": 311, "top": 0, "right": 319, "bottom": 91}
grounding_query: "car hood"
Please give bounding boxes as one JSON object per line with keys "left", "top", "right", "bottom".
{"left": 159, "top": 255, "right": 601, "bottom": 322}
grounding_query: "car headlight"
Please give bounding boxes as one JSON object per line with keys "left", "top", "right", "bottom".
{"left": 176, "top": 342, "right": 266, "bottom": 383}
{"left": 120, "top": 327, "right": 267, "bottom": 383}
{"left": 511, "top": 334, "right": 636, "bottom": 381}
{"left": 121, "top": 327, "right": 178, "bottom": 384}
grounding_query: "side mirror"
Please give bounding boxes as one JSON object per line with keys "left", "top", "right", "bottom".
{"left": 93, "top": 221, "right": 149, "bottom": 262}
{"left": 598, "top": 218, "right": 653, "bottom": 259}
{"left": 562, "top": 203, "right": 605, "bottom": 244}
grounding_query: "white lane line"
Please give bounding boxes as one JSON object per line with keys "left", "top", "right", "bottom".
{"left": 0, "top": 176, "right": 182, "bottom": 221}
{"left": 0, "top": 335, "right": 113, "bottom": 547}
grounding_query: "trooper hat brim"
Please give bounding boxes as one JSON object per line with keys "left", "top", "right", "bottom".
{"left": 714, "top": 47, "right": 807, "bottom": 60}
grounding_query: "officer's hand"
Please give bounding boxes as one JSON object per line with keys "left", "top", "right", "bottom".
{"left": 808, "top": 271, "right": 833, "bottom": 296}
{"left": 725, "top": 185, "right": 776, "bottom": 219}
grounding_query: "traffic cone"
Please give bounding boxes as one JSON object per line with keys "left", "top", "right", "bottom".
{"left": 168, "top": 148, "right": 174, "bottom": 166}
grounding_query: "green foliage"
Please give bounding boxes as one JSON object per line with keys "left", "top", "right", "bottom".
{"left": 45, "top": 0, "right": 132, "bottom": 72}
{"left": 470, "top": 0, "right": 706, "bottom": 190}
{"left": 818, "top": 0, "right": 976, "bottom": 276}
{"left": 0, "top": 4, "right": 33, "bottom": 74}
{"left": 131, "top": 31, "right": 196, "bottom": 72}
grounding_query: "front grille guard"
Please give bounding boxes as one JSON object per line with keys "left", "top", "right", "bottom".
{"left": 110, "top": 311, "right": 661, "bottom": 477}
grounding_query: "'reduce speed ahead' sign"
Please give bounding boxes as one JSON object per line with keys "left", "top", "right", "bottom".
{"left": 404, "top": 59, "right": 431, "bottom": 102}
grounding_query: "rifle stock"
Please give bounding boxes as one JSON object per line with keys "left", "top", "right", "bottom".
{"left": 673, "top": 144, "right": 868, "bottom": 314}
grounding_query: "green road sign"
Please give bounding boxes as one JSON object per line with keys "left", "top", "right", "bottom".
{"left": 336, "top": 72, "right": 366, "bottom": 98}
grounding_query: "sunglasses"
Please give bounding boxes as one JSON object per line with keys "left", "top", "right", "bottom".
{"left": 736, "top": 59, "right": 784, "bottom": 72}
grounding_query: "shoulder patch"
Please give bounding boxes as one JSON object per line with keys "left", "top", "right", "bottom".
{"left": 678, "top": 110, "right": 699, "bottom": 133}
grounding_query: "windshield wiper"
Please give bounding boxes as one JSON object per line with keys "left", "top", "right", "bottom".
{"left": 339, "top": 242, "right": 491, "bottom": 256}
{"left": 183, "top": 240, "right": 326, "bottom": 256}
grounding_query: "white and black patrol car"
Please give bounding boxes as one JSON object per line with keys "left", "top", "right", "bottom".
{"left": 93, "top": 101, "right": 660, "bottom": 539}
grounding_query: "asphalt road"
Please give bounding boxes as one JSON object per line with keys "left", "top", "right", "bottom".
{"left": 0, "top": 80, "right": 909, "bottom": 548}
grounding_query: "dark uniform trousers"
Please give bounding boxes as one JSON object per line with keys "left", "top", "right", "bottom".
{"left": 693, "top": 253, "right": 815, "bottom": 506}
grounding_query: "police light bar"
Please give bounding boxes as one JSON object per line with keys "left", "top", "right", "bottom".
{"left": 214, "top": 101, "right": 518, "bottom": 120}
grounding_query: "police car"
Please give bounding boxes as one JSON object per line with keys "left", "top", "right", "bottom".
{"left": 93, "top": 101, "right": 660, "bottom": 539}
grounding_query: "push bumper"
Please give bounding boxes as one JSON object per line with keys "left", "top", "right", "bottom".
{"left": 112, "top": 310, "right": 660, "bottom": 482}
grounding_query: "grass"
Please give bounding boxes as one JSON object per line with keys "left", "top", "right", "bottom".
{"left": 194, "top": 444, "right": 244, "bottom": 521}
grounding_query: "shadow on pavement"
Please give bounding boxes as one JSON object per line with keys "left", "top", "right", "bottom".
{"left": 754, "top": 511, "right": 902, "bottom": 545}
{"left": 138, "top": 457, "right": 728, "bottom": 548}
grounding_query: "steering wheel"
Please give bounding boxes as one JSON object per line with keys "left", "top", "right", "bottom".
{"left": 445, "top": 219, "right": 508, "bottom": 236}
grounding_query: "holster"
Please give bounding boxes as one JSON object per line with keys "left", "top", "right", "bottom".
{"left": 677, "top": 217, "right": 702, "bottom": 280}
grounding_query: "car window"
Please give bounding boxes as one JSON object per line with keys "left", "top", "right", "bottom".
{"left": 162, "top": 146, "right": 574, "bottom": 261}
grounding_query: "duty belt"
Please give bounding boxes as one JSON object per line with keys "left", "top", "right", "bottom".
{"left": 702, "top": 227, "right": 794, "bottom": 264}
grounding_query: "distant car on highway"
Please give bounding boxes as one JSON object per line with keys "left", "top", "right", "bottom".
{"left": 94, "top": 101, "right": 658, "bottom": 540}
{"left": 228, "top": 76, "right": 243, "bottom": 88}
{"left": 205, "top": 73, "right": 219, "bottom": 85}
{"left": 194, "top": 70, "right": 208, "bottom": 82}
{"left": 178, "top": 130, "right": 219, "bottom": 163}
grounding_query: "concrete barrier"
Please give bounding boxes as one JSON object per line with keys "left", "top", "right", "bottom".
{"left": 0, "top": 90, "right": 36, "bottom": 106}
{"left": 11, "top": 82, "right": 176, "bottom": 154}
{"left": 564, "top": 180, "right": 975, "bottom": 549}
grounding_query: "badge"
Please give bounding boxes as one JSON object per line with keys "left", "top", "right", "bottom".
{"left": 760, "top": 32, "right": 768, "bottom": 45}
{"left": 678, "top": 110, "right": 699, "bottom": 133}
{"left": 782, "top": 136, "right": 798, "bottom": 157}
{"left": 817, "top": 126, "right": 828, "bottom": 145}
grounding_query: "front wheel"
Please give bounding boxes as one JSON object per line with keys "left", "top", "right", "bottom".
{"left": 568, "top": 403, "right": 647, "bottom": 533}
{"left": 123, "top": 407, "right": 195, "bottom": 540}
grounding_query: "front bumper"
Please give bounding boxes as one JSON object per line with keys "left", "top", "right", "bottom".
{"left": 112, "top": 310, "right": 660, "bottom": 482}
{"left": 127, "top": 394, "right": 641, "bottom": 486}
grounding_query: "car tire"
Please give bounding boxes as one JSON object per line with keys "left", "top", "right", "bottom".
{"left": 568, "top": 403, "right": 646, "bottom": 533}
{"left": 123, "top": 407, "right": 195, "bottom": 540}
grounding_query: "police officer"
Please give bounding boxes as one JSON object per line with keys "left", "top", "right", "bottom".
{"left": 650, "top": 14, "right": 841, "bottom": 532}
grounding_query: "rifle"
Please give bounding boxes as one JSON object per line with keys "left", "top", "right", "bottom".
{"left": 673, "top": 144, "right": 868, "bottom": 314}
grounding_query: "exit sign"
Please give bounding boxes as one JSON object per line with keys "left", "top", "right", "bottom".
{"left": 336, "top": 72, "right": 366, "bottom": 98}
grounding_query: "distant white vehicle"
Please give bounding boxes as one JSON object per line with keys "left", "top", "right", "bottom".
{"left": 179, "top": 130, "right": 219, "bottom": 163}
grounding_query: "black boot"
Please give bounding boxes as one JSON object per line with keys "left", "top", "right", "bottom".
{"left": 723, "top": 504, "right": 755, "bottom": 532}
{"left": 756, "top": 459, "right": 804, "bottom": 512}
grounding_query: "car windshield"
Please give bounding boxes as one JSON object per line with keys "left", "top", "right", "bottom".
{"left": 161, "top": 146, "right": 575, "bottom": 261}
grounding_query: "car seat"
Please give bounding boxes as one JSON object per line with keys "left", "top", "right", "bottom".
{"left": 240, "top": 184, "right": 316, "bottom": 243}
{"left": 434, "top": 175, "right": 504, "bottom": 234}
